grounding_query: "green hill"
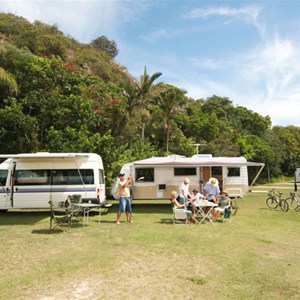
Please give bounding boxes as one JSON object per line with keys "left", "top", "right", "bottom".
{"left": 0, "top": 13, "right": 134, "bottom": 86}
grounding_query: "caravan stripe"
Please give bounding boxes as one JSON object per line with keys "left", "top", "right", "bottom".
{"left": 15, "top": 187, "right": 95, "bottom": 193}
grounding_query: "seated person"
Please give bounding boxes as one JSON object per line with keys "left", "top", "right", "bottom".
{"left": 191, "top": 189, "right": 205, "bottom": 202}
{"left": 170, "top": 191, "right": 199, "bottom": 224}
{"left": 213, "top": 191, "right": 231, "bottom": 221}
{"left": 190, "top": 189, "right": 206, "bottom": 215}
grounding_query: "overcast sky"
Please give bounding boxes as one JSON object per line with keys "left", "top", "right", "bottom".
{"left": 1, "top": 0, "right": 300, "bottom": 126}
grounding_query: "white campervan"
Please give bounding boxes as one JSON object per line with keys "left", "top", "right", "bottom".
{"left": 0, "top": 153, "right": 105, "bottom": 210}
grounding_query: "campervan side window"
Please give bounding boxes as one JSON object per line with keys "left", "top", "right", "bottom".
{"left": 228, "top": 167, "right": 240, "bottom": 177}
{"left": 135, "top": 168, "right": 154, "bottom": 182}
{"left": 0, "top": 170, "right": 8, "bottom": 186}
{"left": 15, "top": 170, "right": 50, "bottom": 185}
{"left": 52, "top": 169, "right": 94, "bottom": 185}
{"left": 99, "top": 169, "right": 105, "bottom": 184}
{"left": 174, "top": 168, "right": 196, "bottom": 176}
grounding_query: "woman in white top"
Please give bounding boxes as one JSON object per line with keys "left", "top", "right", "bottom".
{"left": 171, "top": 191, "right": 199, "bottom": 224}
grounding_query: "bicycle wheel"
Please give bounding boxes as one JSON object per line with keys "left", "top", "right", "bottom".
{"left": 266, "top": 197, "right": 278, "bottom": 209}
{"left": 285, "top": 197, "right": 298, "bottom": 210}
{"left": 280, "top": 200, "right": 289, "bottom": 212}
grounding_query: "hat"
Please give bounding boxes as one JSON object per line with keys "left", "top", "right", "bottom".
{"left": 221, "top": 191, "right": 228, "bottom": 196}
{"left": 118, "top": 173, "right": 125, "bottom": 177}
{"left": 208, "top": 177, "right": 219, "bottom": 186}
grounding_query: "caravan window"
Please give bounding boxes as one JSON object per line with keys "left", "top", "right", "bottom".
{"left": 0, "top": 170, "right": 8, "bottom": 186}
{"left": 174, "top": 168, "right": 196, "bottom": 176}
{"left": 15, "top": 170, "right": 50, "bottom": 185}
{"left": 212, "top": 167, "right": 222, "bottom": 176}
{"left": 52, "top": 169, "right": 94, "bottom": 185}
{"left": 228, "top": 167, "right": 240, "bottom": 177}
{"left": 135, "top": 168, "right": 154, "bottom": 182}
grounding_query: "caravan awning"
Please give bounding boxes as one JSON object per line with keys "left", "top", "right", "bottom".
{"left": 132, "top": 156, "right": 265, "bottom": 167}
{"left": 0, "top": 153, "right": 91, "bottom": 159}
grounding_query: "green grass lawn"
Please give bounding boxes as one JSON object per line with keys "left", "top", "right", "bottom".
{"left": 0, "top": 185, "right": 299, "bottom": 300}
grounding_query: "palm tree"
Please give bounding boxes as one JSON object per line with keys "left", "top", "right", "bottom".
{"left": 154, "top": 84, "right": 186, "bottom": 153}
{"left": 135, "top": 66, "right": 162, "bottom": 140}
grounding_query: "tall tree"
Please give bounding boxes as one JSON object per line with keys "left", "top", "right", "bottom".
{"left": 153, "top": 84, "right": 186, "bottom": 153}
{"left": 90, "top": 35, "right": 119, "bottom": 58}
{"left": 136, "top": 66, "right": 162, "bottom": 140}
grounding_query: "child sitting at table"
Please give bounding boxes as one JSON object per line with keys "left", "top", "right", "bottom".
{"left": 191, "top": 189, "right": 205, "bottom": 202}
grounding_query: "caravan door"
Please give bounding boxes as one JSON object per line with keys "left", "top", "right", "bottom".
{"left": 0, "top": 169, "right": 11, "bottom": 209}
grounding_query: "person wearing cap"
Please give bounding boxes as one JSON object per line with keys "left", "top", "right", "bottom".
{"left": 213, "top": 191, "right": 231, "bottom": 222}
{"left": 203, "top": 177, "right": 220, "bottom": 203}
{"left": 115, "top": 173, "right": 134, "bottom": 224}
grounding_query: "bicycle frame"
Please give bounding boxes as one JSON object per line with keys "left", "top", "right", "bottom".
{"left": 266, "top": 189, "right": 289, "bottom": 212}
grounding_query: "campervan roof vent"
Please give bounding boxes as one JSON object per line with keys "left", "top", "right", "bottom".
{"left": 192, "top": 154, "right": 213, "bottom": 159}
{"left": 168, "top": 155, "right": 186, "bottom": 159}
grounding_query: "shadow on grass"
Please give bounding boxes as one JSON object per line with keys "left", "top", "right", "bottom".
{"left": 31, "top": 228, "right": 66, "bottom": 234}
{"left": 131, "top": 203, "right": 171, "bottom": 214}
{"left": 0, "top": 210, "right": 49, "bottom": 226}
{"left": 259, "top": 207, "right": 289, "bottom": 212}
{"left": 0, "top": 203, "right": 172, "bottom": 226}
{"left": 158, "top": 218, "right": 173, "bottom": 225}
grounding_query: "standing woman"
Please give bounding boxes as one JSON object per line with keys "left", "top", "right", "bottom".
{"left": 116, "top": 173, "right": 134, "bottom": 224}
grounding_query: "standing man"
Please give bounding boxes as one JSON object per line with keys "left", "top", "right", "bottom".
{"left": 178, "top": 177, "right": 191, "bottom": 204}
{"left": 116, "top": 173, "right": 134, "bottom": 224}
{"left": 204, "top": 177, "right": 220, "bottom": 203}
{"left": 178, "top": 177, "right": 196, "bottom": 216}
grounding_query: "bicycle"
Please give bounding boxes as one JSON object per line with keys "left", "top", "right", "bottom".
{"left": 285, "top": 191, "right": 300, "bottom": 210}
{"left": 266, "top": 189, "right": 289, "bottom": 212}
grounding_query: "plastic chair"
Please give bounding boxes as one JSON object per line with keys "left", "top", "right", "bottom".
{"left": 49, "top": 200, "right": 72, "bottom": 231}
{"left": 173, "top": 208, "right": 188, "bottom": 224}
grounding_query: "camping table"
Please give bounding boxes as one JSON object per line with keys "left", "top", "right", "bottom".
{"left": 195, "top": 200, "right": 218, "bottom": 224}
{"left": 73, "top": 203, "right": 101, "bottom": 226}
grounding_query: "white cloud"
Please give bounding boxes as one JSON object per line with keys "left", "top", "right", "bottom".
{"left": 185, "top": 4, "right": 266, "bottom": 39}
{"left": 185, "top": 5, "right": 261, "bottom": 22}
{"left": 0, "top": 0, "right": 129, "bottom": 42}
{"left": 186, "top": 57, "right": 222, "bottom": 70}
{"left": 141, "top": 29, "right": 169, "bottom": 42}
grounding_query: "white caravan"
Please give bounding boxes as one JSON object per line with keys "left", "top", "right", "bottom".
{"left": 119, "top": 154, "right": 265, "bottom": 199}
{"left": 0, "top": 153, "right": 106, "bottom": 210}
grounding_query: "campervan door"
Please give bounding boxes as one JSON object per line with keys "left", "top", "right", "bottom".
{"left": 0, "top": 153, "right": 105, "bottom": 209}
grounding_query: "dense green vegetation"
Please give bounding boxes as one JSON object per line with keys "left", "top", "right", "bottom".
{"left": 0, "top": 13, "right": 299, "bottom": 185}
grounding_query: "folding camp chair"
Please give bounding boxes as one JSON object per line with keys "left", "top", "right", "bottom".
{"left": 219, "top": 197, "right": 240, "bottom": 223}
{"left": 173, "top": 208, "right": 188, "bottom": 224}
{"left": 220, "top": 206, "right": 232, "bottom": 223}
{"left": 49, "top": 200, "right": 72, "bottom": 231}
{"left": 65, "top": 194, "right": 83, "bottom": 224}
